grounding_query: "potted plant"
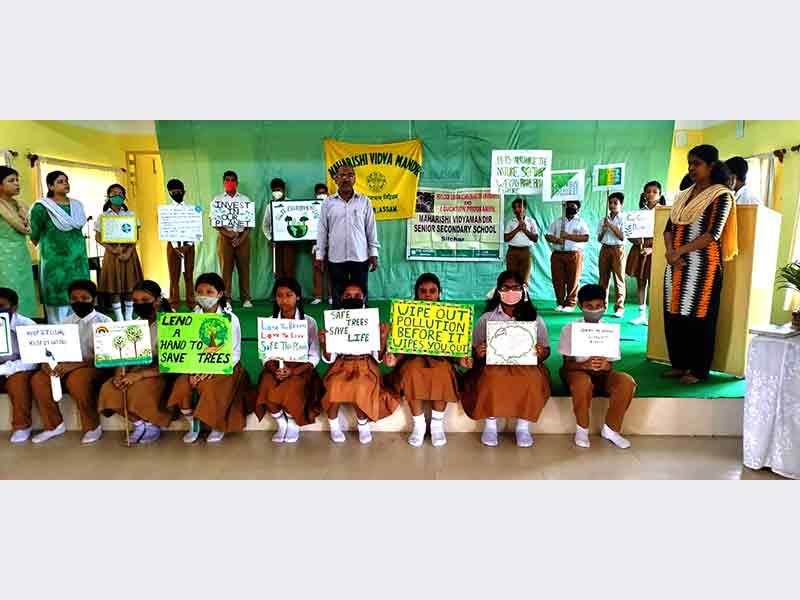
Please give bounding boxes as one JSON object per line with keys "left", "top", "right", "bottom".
{"left": 776, "top": 260, "right": 800, "bottom": 329}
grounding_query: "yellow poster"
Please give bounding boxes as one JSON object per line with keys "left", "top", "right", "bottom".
{"left": 324, "top": 138, "right": 423, "bottom": 221}
{"left": 388, "top": 300, "right": 473, "bottom": 357}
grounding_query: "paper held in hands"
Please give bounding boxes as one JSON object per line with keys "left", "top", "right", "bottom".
{"left": 0, "top": 313, "right": 11, "bottom": 358}
{"left": 93, "top": 321, "right": 153, "bottom": 368}
{"left": 570, "top": 322, "right": 621, "bottom": 359}
{"left": 486, "top": 321, "right": 538, "bottom": 365}
{"left": 323, "top": 308, "right": 380, "bottom": 355}
{"left": 258, "top": 318, "right": 309, "bottom": 364}
{"left": 17, "top": 324, "right": 84, "bottom": 402}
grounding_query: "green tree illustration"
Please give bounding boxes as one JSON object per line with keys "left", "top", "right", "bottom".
{"left": 112, "top": 335, "right": 127, "bottom": 359}
{"left": 125, "top": 325, "right": 144, "bottom": 356}
{"left": 199, "top": 317, "right": 229, "bottom": 349}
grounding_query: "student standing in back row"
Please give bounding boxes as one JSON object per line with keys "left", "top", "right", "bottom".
{"left": 165, "top": 178, "right": 197, "bottom": 311}
{"left": 544, "top": 200, "right": 590, "bottom": 312}
{"left": 626, "top": 181, "right": 666, "bottom": 325}
{"left": 213, "top": 171, "right": 254, "bottom": 308}
{"left": 310, "top": 183, "right": 332, "bottom": 305}
{"left": 504, "top": 196, "right": 538, "bottom": 285}
{"left": 596, "top": 192, "right": 626, "bottom": 318}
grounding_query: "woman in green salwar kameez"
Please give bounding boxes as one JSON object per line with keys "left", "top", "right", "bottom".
{"left": 0, "top": 166, "right": 37, "bottom": 317}
{"left": 29, "top": 170, "right": 90, "bottom": 324}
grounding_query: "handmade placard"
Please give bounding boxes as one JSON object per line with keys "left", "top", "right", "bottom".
{"left": 257, "top": 318, "right": 309, "bottom": 363}
{"left": 570, "top": 322, "right": 621, "bottom": 359}
{"left": 210, "top": 198, "right": 255, "bottom": 229}
{"left": 549, "top": 169, "right": 585, "bottom": 203}
{"left": 100, "top": 215, "right": 138, "bottom": 243}
{"left": 0, "top": 313, "right": 11, "bottom": 358}
{"left": 271, "top": 200, "right": 321, "bottom": 242}
{"left": 323, "top": 308, "right": 380, "bottom": 355}
{"left": 592, "top": 163, "right": 625, "bottom": 192}
{"left": 158, "top": 203, "right": 204, "bottom": 242}
{"left": 486, "top": 321, "right": 538, "bottom": 365}
{"left": 491, "top": 149, "right": 552, "bottom": 199}
{"left": 93, "top": 320, "right": 153, "bottom": 368}
{"left": 157, "top": 312, "right": 234, "bottom": 375}
{"left": 622, "top": 210, "right": 655, "bottom": 238}
{"left": 388, "top": 300, "right": 473, "bottom": 357}
{"left": 16, "top": 324, "right": 83, "bottom": 363}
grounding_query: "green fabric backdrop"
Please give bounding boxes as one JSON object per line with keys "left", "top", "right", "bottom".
{"left": 154, "top": 120, "right": 674, "bottom": 302}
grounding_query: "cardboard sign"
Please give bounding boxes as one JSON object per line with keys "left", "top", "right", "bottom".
{"left": 388, "top": 300, "right": 473, "bottom": 357}
{"left": 592, "top": 163, "right": 625, "bottom": 192}
{"left": 100, "top": 215, "right": 138, "bottom": 243}
{"left": 271, "top": 199, "right": 322, "bottom": 242}
{"left": 549, "top": 169, "right": 585, "bottom": 203}
{"left": 491, "top": 149, "right": 552, "bottom": 199}
{"left": 486, "top": 321, "right": 538, "bottom": 365}
{"left": 17, "top": 324, "right": 83, "bottom": 363}
{"left": 570, "top": 322, "right": 621, "bottom": 359}
{"left": 0, "top": 313, "right": 11, "bottom": 357}
{"left": 210, "top": 198, "right": 256, "bottom": 229}
{"left": 258, "top": 318, "right": 309, "bottom": 363}
{"left": 323, "top": 308, "right": 380, "bottom": 355}
{"left": 93, "top": 320, "right": 153, "bottom": 368}
{"left": 622, "top": 210, "right": 655, "bottom": 238}
{"left": 157, "top": 312, "right": 234, "bottom": 375}
{"left": 158, "top": 204, "right": 204, "bottom": 242}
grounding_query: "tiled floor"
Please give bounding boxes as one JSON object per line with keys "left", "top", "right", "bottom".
{"left": 0, "top": 432, "right": 786, "bottom": 480}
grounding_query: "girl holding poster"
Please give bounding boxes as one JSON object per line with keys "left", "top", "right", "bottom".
{"left": 462, "top": 271, "right": 552, "bottom": 448}
{"left": 167, "top": 273, "right": 251, "bottom": 444}
{"left": 98, "top": 280, "right": 174, "bottom": 444}
{"left": 254, "top": 277, "right": 323, "bottom": 443}
{"left": 319, "top": 281, "right": 399, "bottom": 444}
{"left": 383, "top": 273, "right": 472, "bottom": 448}
{"left": 95, "top": 184, "right": 144, "bottom": 321}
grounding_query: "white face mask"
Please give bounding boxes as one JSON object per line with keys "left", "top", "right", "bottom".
{"left": 316, "top": 193, "right": 327, "bottom": 200}
{"left": 196, "top": 295, "right": 220, "bottom": 311}
{"left": 272, "top": 191, "right": 284, "bottom": 200}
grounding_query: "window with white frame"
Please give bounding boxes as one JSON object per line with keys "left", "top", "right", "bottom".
{"left": 744, "top": 154, "right": 775, "bottom": 208}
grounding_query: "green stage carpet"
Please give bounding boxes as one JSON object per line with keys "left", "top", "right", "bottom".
{"left": 227, "top": 299, "right": 745, "bottom": 399}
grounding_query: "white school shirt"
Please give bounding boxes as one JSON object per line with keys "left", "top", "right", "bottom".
{"left": 277, "top": 308, "right": 321, "bottom": 367}
{"left": 167, "top": 198, "right": 196, "bottom": 248}
{"left": 735, "top": 184, "right": 761, "bottom": 206}
{"left": 211, "top": 192, "right": 254, "bottom": 233}
{"left": 505, "top": 216, "right": 539, "bottom": 248}
{"left": 547, "top": 216, "right": 590, "bottom": 252}
{"left": 315, "top": 192, "right": 380, "bottom": 263}
{"left": 94, "top": 208, "right": 141, "bottom": 233}
{"left": 472, "top": 305, "right": 550, "bottom": 349}
{"left": 557, "top": 318, "right": 621, "bottom": 363}
{"left": 0, "top": 312, "right": 38, "bottom": 377}
{"left": 596, "top": 213, "right": 625, "bottom": 246}
{"left": 193, "top": 304, "right": 241, "bottom": 365}
{"left": 62, "top": 310, "right": 113, "bottom": 363}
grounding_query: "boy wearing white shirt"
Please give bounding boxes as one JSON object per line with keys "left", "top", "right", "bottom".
{"left": 213, "top": 170, "right": 254, "bottom": 308}
{"left": 557, "top": 284, "right": 636, "bottom": 449}
{"left": 262, "top": 177, "right": 299, "bottom": 279}
{"left": 0, "top": 287, "right": 38, "bottom": 444}
{"left": 597, "top": 192, "right": 627, "bottom": 318}
{"left": 504, "top": 197, "right": 539, "bottom": 284}
{"left": 725, "top": 156, "right": 761, "bottom": 205}
{"left": 165, "top": 179, "right": 197, "bottom": 310}
{"left": 544, "top": 200, "right": 590, "bottom": 312}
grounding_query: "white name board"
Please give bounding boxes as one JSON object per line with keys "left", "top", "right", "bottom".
{"left": 549, "top": 169, "right": 585, "bottom": 203}
{"left": 0, "top": 313, "right": 11, "bottom": 357}
{"left": 258, "top": 318, "right": 309, "bottom": 363}
{"left": 491, "top": 149, "right": 552, "bottom": 199}
{"left": 158, "top": 204, "right": 204, "bottom": 242}
{"left": 210, "top": 198, "right": 255, "bottom": 229}
{"left": 100, "top": 215, "right": 138, "bottom": 243}
{"left": 570, "top": 322, "right": 621, "bottom": 359}
{"left": 622, "top": 210, "right": 655, "bottom": 238}
{"left": 17, "top": 324, "right": 83, "bottom": 363}
{"left": 272, "top": 200, "right": 322, "bottom": 242}
{"left": 324, "top": 308, "right": 380, "bottom": 355}
{"left": 486, "top": 321, "right": 538, "bottom": 365}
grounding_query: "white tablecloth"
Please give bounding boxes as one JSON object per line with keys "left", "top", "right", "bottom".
{"left": 743, "top": 334, "right": 800, "bottom": 479}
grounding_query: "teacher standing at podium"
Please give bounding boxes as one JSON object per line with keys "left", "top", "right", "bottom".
{"left": 662, "top": 145, "right": 738, "bottom": 384}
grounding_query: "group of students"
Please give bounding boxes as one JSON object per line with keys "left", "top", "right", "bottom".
{"left": 0, "top": 267, "right": 636, "bottom": 450}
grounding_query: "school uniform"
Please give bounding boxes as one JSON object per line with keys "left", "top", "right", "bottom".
{"left": 311, "top": 244, "right": 331, "bottom": 300}
{"left": 734, "top": 184, "right": 761, "bottom": 206}
{"left": 95, "top": 209, "right": 144, "bottom": 296}
{"left": 255, "top": 310, "right": 324, "bottom": 426}
{"left": 165, "top": 198, "right": 196, "bottom": 310}
{"left": 557, "top": 318, "right": 636, "bottom": 432}
{"left": 30, "top": 310, "right": 113, "bottom": 433}
{"left": 167, "top": 306, "right": 252, "bottom": 432}
{"left": 98, "top": 320, "right": 174, "bottom": 428}
{"left": 547, "top": 216, "right": 590, "bottom": 308}
{"left": 504, "top": 215, "right": 538, "bottom": 283}
{"left": 597, "top": 214, "right": 626, "bottom": 312}
{"left": 461, "top": 306, "right": 551, "bottom": 422}
{"left": 0, "top": 312, "right": 38, "bottom": 432}
{"left": 262, "top": 198, "right": 297, "bottom": 278}
{"left": 321, "top": 350, "right": 399, "bottom": 423}
{"left": 625, "top": 210, "right": 655, "bottom": 282}
{"left": 387, "top": 355, "right": 461, "bottom": 407}
{"left": 213, "top": 191, "right": 253, "bottom": 303}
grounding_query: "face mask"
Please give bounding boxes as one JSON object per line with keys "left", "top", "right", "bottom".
{"left": 341, "top": 298, "right": 364, "bottom": 310}
{"left": 0, "top": 306, "right": 11, "bottom": 315}
{"left": 196, "top": 295, "right": 220, "bottom": 311}
{"left": 109, "top": 195, "right": 125, "bottom": 207}
{"left": 582, "top": 308, "right": 604, "bottom": 323}
{"left": 271, "top": 191, "right": 284, "bottom": 200}
{"left": 223, "top": 181, "right": 238, "bottom": 193}
{"left": 499, "top": 290, "right": 523, "bottom": 306}
{"left": 566, "top": 206, "right": 578, "bottom": 218}
{"left": 316, "top": 193, "right": 327, "bottom": 200}
{"left": 169, "top": 191, "right": 185, "bottom": 203}
{"left": 134, "top": 302, "right": 155, "bottom": 318}
{"left": 71, "top": 301, "right": 94, "bottom": 318}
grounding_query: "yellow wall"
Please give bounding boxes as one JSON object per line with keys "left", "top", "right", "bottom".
{"left": 667, "top": 129, "right": 704, "bottom": 192}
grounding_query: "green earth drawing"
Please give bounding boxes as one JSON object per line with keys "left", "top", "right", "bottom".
{"left": 285, "top": 215, "right": 309, "bottom": 238}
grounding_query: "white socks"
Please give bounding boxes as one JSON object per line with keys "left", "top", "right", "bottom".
{"left": 182, "top": 410, "right": 200, "bottom": 444}
{"left": 601, "top": 424, "right": 631, "bottom": 449}
{"left": 271, "top": 410, "right": 288, "bottom": 443}
{"left": 80, "top": 425, "right": 103, "bottom": 445}
{"left": 10, "top": 427, "right": 32, "bottom": 444}
{"left": 329, "top": 417, "right": 345, "bottom": 443}
{"left": 515, "top": 418, "right": 534, "bottom": 447}
{"left": 408, "top": 413, "right": 426, "bottom": 447}
{"left": 32, "top": 422, "right": 66, "bottom": 444}
{"left": 575, "top": 425, "right": 591, "bottom": 448}
{"left": 285, "top": 416, "right": 300, "bottom": 443}
{"left": 357, "top": 419, "right": 372, "bottom": 444}
{"left": 112, "top": 302, "right": 124, "bottom": 321}
{"left": 430, "top": 410, "right": 446, "bottom": 447}
{"left": 207, "top": 430, "right": 225, "bottom": 443}
{"left": 481, "top": 417, "right": 498, "bottom": 447}
{"left": 123, "top": 300, "right": 134, "bottom": 321}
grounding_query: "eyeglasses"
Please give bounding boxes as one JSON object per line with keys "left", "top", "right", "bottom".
{"left": 498, "top": 285, "right": 523, "bottom": 292}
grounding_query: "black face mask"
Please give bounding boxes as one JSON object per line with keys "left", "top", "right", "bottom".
{"left": 341, "top": 298, "right": 365, "bottom": 310}
{"left": 134, "top": 302, "right": 155, "bottom": 318}
{"left": 169, "top": 191, "right": 185, "bottom": 203}
{"left": 70, "top": 301, "right": 94, "bottom": 318}
{"left": 565, "top": 206, "right": 578, "bottom": 218}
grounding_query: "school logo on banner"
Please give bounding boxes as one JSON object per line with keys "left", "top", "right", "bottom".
{"left": 324, "top": 138, "right": 423, "bottom": 220}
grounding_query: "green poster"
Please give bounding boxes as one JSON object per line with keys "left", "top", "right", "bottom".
{"left": 157, "top": 312, "right": 234, "bottom": 375}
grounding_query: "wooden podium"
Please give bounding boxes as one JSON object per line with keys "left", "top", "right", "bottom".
{"left": 647, "top": 204, "right": 782, "bottom": 377}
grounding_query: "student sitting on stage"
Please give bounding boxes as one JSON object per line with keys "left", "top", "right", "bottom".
{"left": 168, "top": 273, "right": 251, "bottom": 444}
{"left": 462, "top": 270, "right": 552, "bottom": 448}
{"left": 98, "top": 280, "right": 174, "bottom": 444}
{"left": 255, "top": 277, "right": 323, "bottom": 443}
{"left": 0, "top": 287, "right": 38, "bottom": 444}
{"left": 30, "top": 279, "right": 112, "bottom": 445}
{"left": 383, "top": 273, "right": 472, "bottom": 448}
{"left": 319, "top": 281, "right": 399, "bottom": 444}
{"left": 557, "top": 283, "right": 636, "bottom": 449}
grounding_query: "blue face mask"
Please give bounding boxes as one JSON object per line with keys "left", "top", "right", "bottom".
{"left": 110, "top": 194, "right": 125, "bottom": 207}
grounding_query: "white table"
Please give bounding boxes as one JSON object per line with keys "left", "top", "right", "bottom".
{"left": 743, "top": 334, "right": 800, "bottom": 479}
